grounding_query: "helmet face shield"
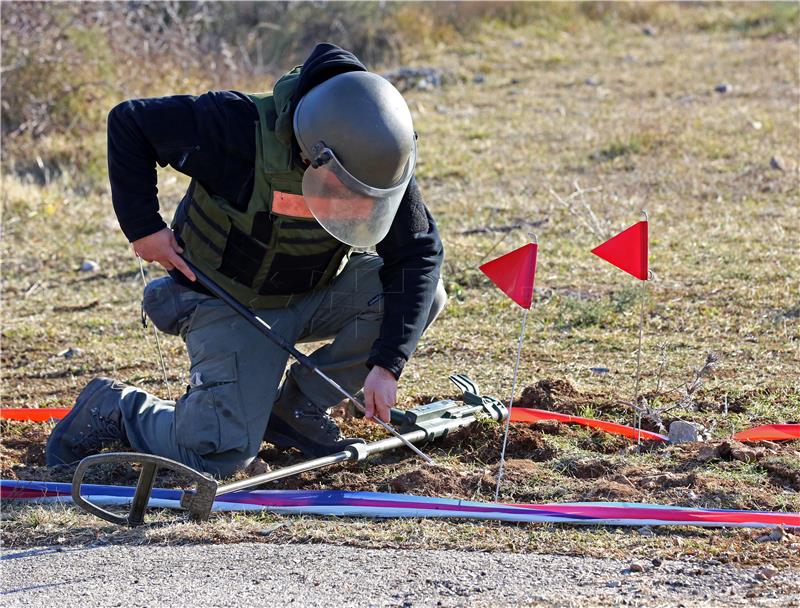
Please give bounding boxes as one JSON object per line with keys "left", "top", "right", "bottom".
{"left": 302, "top": 141, "right": 416, "bottom": 247}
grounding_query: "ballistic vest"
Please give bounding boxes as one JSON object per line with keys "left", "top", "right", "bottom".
{"left": 172, "top": 68, "right": 351, "bottom": 309}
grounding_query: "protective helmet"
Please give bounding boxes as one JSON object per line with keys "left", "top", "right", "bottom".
{"left": 293, "top": 71, "right": 416, "bottom": 247}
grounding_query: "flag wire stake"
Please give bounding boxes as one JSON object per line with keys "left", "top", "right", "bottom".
{"left": 136, "top": 255, "right": 172, "bottom": 400}
{"left": 494, "top": 233, "right": 536, "bottom": 502}
{"left": 494, "top": 308, "right": 528, "bottom": 502}
{"left": 632, "top": 210, "right": 649, "bottom": 446}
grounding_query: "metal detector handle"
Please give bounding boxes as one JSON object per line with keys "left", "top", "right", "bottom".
{"left": 72, "top": 452, "right": 218, "bottom": 527}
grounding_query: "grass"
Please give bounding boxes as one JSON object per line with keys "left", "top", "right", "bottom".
{"left": 1, "top": 4, "right": 799, "bottom": 561}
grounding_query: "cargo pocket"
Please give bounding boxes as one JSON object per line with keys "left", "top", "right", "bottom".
{"left": 175, "top": 352, "right": 247, "bottom": 456}
{"left": 142, "top": 277, "right": 208, "bottom": 336}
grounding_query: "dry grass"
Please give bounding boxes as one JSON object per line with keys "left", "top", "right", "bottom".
{"left": 1, "top": 4, "right": 798, "bottom": 558}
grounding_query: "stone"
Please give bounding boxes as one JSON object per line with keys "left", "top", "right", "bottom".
{"left": 473, "top": 74, "right": 485, "bottom": 84}
{"left": 642, "top": 25, "right": 657, "bottom": 36}
{"left": 714, "top": 83, "right": 733, "bottom": 94}
{"left": 668, "top": 420, "right": 703, "bottom": 444}
{"left": 629, "top": 562, "right": 646, "bottom": 573}
{"left": 717, "top": 440, "right": 764, "bottom": 463}
{"left": 756, "top": 527, "right": 785, "bottom": 543}
{"left": 79, "top": 260, "right": 100, "bottom": 272}
{"left": 585, "top": 76, "right": 600, "bottom": 86}
{"left": 757, "top": 566, "right": 778, "bottom": 580}
{"left": 258, "top": 523, "right": 286, "bottom": 536}
{"left": 731, "top": 445, "right": 761, "bottom": 463}
{"left": 56, "top": 347, "right": 83, "bottom": 359}
{"left": 637, "top": 526, "right": 655, "bottom": 537}
{"left": 770, "top": 156, "right": 786, "bottom": 171}
{"left": 651, "top": 558, "right": 663, "bottom": 568}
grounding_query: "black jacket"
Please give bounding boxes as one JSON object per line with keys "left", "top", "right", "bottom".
{"left": 107, "top": 43, "right": 443, "bottom": 378}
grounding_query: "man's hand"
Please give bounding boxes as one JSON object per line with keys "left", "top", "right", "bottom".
{"left": 363, "top": 366, "right": 397, "bottom": 424}
{"left": 132, "top": 227, "right": 196, "bottom": 281}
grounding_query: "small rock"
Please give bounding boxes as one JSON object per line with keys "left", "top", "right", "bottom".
{"left": 714, "top": 83, "right": 733, "bottom": 94}
{"left": 606, "top": 580, "right": 621, "bottom": 588}
{"left": 258, "top": 523, "right": 286, "bottom": 536}
{"left": 590, "top": 367, "right": 610, "bottom": 374}
{"left": 770, "top": 156, "right": 786, "bottom": 171}
{"left": 473, "top": 74, "right": 485, "bottom": 84}
{"left": 717, "top": 440, "right": 764, "bottom": 463}
{"left": 511, "top": 40, "right": 523, "bottom": 48}
{"left": 668, "top": 420, "right": 703, "bottom": 444}
{"left": 637, "top": 526, "right": 655, "bottom": 537}
{"left": 731, "top": 445, "right": 761, "bottom": 463}
{"left": 629, "top": 562, "right": 646, "bottom": 573}
{"left": 56, "top": 347, "right": 83, "bottom": 359}
{"left": 756, "top": 566, "right": 778, "bottom": 580}
{"left": 750, "top": 120, "right": 762, "bottom": 130}
{"left": 652, "top": 558, "right": 663, "bottom": 568}
{"left": 642, "top": 25, "right": 657, "bottom": 36}
{"left": 585, "top": 76, "right": 600, "bottom": 86}
{"left": 756, "top": 527, "right": 785, "bottom": 543}
{"left": 382, "top": 67, "right": 443, "bottom": 92}
{"left": 79, "top": 260, "right": 100, "bottom": 272}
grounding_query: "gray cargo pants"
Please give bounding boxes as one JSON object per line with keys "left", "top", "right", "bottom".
{"left": 111, "top": 252, "right": 446, "bottom": 477}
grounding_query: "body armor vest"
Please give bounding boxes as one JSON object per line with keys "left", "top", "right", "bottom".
{"left": 172, "top": 68, "right": 351, "bottom": 309}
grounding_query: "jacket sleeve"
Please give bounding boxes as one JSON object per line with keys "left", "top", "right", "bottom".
{"left": 370, "top": 179, "right": 444, "bottom": 379}
{"left": 107, "top": 91, "right": 257, "bottom": 242}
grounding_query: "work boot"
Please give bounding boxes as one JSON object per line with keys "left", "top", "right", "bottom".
{"left": 263, "top": 375, "right": 365, "bottom": 458}
{"left": 45, "top": 377, "right": 130, "bottom": 466}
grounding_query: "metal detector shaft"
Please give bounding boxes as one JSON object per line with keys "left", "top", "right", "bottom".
{"left": 214, "top": 430, "right": 428, "bottom": 497}
{"left": 181, "top": 258, "right": 433, "bottom": 464}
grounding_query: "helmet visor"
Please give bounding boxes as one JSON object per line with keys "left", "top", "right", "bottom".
{"left": 302, "top": 142, "right": 416, "bottom": 247}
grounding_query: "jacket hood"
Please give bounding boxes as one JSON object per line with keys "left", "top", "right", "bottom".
{"left": 273, "top": 43, "right": 367, "bottom": 150}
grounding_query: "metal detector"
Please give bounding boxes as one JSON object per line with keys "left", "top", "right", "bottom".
{"left": 71, "top": 374, "right": 507, "bottom": 526}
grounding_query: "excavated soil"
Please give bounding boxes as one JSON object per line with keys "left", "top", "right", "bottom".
{"left": 2, "top": 379, "right": 798, "bottom": 513}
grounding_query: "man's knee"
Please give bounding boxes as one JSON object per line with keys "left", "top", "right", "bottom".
{"left": 425, "top": 279, "right": 448, "bottom": 329}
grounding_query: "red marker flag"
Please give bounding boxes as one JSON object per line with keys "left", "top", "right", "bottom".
{"left": 479, "top": 243, "right": 538, "bottom": 309}
{"left": 591, "top": 221, "right": 648, "bottom": 280}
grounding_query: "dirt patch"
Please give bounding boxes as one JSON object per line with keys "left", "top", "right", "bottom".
{"left": 561, "top": 458, "right": 614, "bottom": 479}
{"left": 1, "top": 423, "right": 51, "bottom": 479}
{"left": 517, "top": 379, "right": 582, "bottom": 412}
{"left": 762, "top": 459, "right": 800, "bottom": 491}
{"left": 577, "top": 430, "right": 629, "bottom": 454}
{"left": 530, "top": 420, "right": 566, "bottom": 435}
{"left": 388, "top": 465, "right": 467, "bottom": 496}
{"left": 490, "top": 458, "right": 547, "bottom": 484}
{"left": 582, "top": 479, "right": 641, "bottom": 501}
{"left": 437, "top": 420, "right": 556, "bottom": 463}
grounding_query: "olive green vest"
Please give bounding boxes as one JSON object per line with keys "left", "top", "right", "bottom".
{"left": 172, "top": 68, "right": 351, "bottom": 309}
